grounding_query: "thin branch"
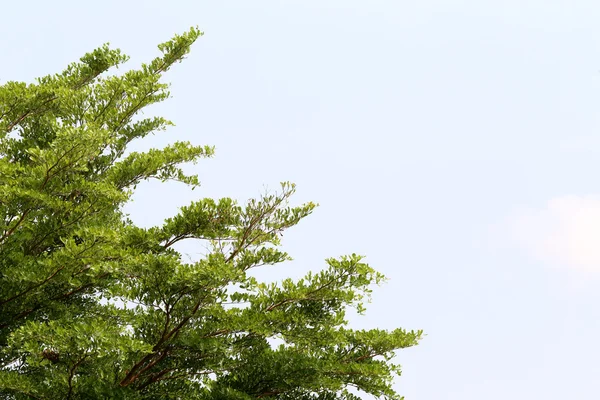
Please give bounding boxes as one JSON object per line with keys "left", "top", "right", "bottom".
{"left": 66, "top": 355, "right": 88, "bottom": 400}
{"left": 5, "top": 94, "right": 58, "bottom": 132}
{"left": 0, "top": 266, "right": 65, "bottom": 306}
{"left": 0, "top": 208, "right": 30, "bottom": 244}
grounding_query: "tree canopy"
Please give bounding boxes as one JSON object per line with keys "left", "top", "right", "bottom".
{"left": 0, "top": 27, "right": 421, "bottom": 399}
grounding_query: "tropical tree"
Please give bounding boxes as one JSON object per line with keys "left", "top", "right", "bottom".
{"left": 0, "top": 27, "right": 421, "bottom": 399}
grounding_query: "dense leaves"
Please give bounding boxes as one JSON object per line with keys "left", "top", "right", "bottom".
{"left": 0, "top": 28, "right": 421, "bottom": 399}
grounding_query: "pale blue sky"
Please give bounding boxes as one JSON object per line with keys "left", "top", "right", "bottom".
{"left": 3, "top": 1, "right": 600, "bottom": 398}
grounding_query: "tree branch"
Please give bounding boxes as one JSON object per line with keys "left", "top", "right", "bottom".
{"left": 0, "top": 266, "right": 65, "bottom": 306}
{"left": 66, "top": 355, "right": 88, "bottom": 400}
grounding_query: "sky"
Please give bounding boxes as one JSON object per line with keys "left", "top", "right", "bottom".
{"left": 2, "top": 0, "right": 600, "bottom": 398}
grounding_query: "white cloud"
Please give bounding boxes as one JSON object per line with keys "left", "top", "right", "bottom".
{"left": 506, "top": 195, "right": 600, "bottom": 272}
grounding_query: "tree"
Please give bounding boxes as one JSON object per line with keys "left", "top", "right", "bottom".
{"left": 0, "top": 27, "right": 422, "bottom": 399}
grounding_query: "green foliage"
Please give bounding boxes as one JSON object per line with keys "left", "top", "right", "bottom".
{"left": 0, "top": 27, "right": 421, "bottom": 399}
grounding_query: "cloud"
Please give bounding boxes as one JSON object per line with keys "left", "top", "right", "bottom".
{"left": 506, "top": 195, "right": 600, "bottom": 272}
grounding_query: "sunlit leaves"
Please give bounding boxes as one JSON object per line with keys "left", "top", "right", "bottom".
{"left": 0, "top": 27, "right": 420, "bottom": 400}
